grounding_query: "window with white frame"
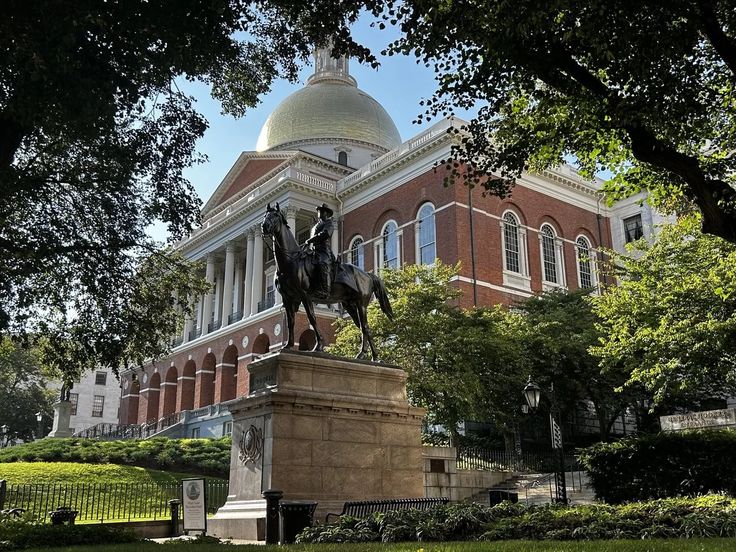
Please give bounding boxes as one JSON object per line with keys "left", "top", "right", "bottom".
{"left": 540, "top": 225, "right": 559, "bottom": 284}
{"left": 623, "top": 214, "right": 644, "bottom": 243}
{"left": 576, "top": 236, "right": 595, "bottom": 289}
{"left": 416, "top": 203, "right": 436, "bottom": 265}
{"left": 349, "top": 236, "right": 364, "bottom": 269}
{"left": 382, "top": 221, "right": 399, "bottom": 269}
{"left": 337, "top": 151, "right": 348, "bottom": 166}
{"left": 503, "top": 212, "right": 521, "bottom": 273}
{"left": 222, "top": 421, "right": 233, "bottom": 436}
{"left": 91, "top": 395, "right": 105, "bottom": 417}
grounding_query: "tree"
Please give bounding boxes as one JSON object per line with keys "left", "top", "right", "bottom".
{"left": 1, "top": 1, "right": 380, "bottom": 375}
{"left": 378, "top": 0, "right": 736, "bottom": 243}
{"left": 518, "top": 289, "right": 635, "bottom": 440}
{"left": 591, "top": 215, "right": 736, "bottom": 406}
{"left": 0, "top": 338, "right": 55, "bottom": 444}
{"left": 329, "top": 262, "right": 528, "bottom": 446}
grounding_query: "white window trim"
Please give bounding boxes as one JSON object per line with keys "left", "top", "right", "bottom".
{"left": 415, "top": 202, "right": 437, "bottom": 266}
{"left": 376, "top": 220, "right": 401, "bottom": 272}
{"left": 348, "top": 235, "right": 365, "bottom": 269}
{"left": 539, "top": 224, "right": 566, "bottom": 291}
{"left": 575, "top": 235, "right": 598, "bottom": 292}
{"left": 500, "top": 211, "right": 531, "bottom": 291}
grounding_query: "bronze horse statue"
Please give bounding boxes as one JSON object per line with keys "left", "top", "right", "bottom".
{"left": 261, "top": 203, "right": 393, "bottom": 361}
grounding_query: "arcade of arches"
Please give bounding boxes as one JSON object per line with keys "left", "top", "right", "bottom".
{"left": 121, "top": 329, "right": 318, "bottom": 425}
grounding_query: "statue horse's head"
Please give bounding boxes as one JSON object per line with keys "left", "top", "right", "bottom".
{"left": 261, "top": 202, "right": 286, "bottom": 237}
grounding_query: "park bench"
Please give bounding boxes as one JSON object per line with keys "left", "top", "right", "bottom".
{"left": 325, "top": 497, "right": 449, "bottom": 523}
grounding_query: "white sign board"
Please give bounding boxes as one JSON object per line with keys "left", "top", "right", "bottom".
{"left": 660, "top": 408, "right": 736, "bottom": 432}
{"left": 182, "top": 478, "right": 207, "bottom": 533}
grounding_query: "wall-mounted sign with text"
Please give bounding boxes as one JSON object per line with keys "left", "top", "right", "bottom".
{"left": 660, "top": 408, "right": 736, "bottom": 432}
{"left": 182, "top": 478, "right": 207, "bottom": 533}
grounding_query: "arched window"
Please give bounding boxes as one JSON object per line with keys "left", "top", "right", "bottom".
{"left": 382, "top": 221, "right": 399, "bottom": 269}
{"left": 338, "top": 151, "right": 348, "bottom": 166}
{"left": 416, "top": 203, "right": 436, "bottom": 265}
{"left": 540, "top": 225, "right": 558, "bottom": 284}
{"left": 576, "top": 236, "right": 595, "bottom": 289}
{"left": 503, "top": 212, "right": 521, "bottom": 273}
{"left": 349, "top": 236, "right": 364, "bottom": 269}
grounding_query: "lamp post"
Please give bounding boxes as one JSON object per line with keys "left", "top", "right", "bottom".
{"left": 0, "top": 424, "right": 8, "bottom": 447}
{"left": 35, "top": 411, "right": 43, "bottom": 440}
{"left": 522, "top": 377, "right": 567, "bottom": 504}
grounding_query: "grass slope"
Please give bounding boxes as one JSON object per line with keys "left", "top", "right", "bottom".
{"left": 0, "top": 462, "right": 215, "bottom": 485}
{"left": 23, "top": 539, "right": 736, "bottom": 552}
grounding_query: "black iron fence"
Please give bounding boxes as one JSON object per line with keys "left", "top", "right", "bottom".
{"left": 0, "top": 480, "right": 228, "bottom": 523}
{"left": 74, "top": 412, "right": 182, "bottom": 440}
{"left": 456, "top": 446, "right": 580, "bottom": 473}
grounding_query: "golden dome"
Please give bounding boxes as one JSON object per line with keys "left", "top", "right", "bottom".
{"left": 255, "top": 51, "right": 401, "bottom": 153}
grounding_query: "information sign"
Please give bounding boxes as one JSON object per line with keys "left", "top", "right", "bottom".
{"left": 182, "top": 478, "right": 207, "bottom": 533}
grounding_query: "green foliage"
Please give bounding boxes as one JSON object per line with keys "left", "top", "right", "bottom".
{"left": 0, "top": 437, "right": 231, "bottom": 479}
{"left": 0, "top": 462, "right": 211, "bottom": 485}
{"left": 329, "top": 263, "right": 528, "bottom": 438}
{"left": 592, "top": 216, "right": 736, "bottom": 405}
{"left": 579, "top": 429, "right": 736, "bottom": 503}
{"left": 297, "top": 496, "right": 736, "bottom": 544}
{"left": 382, "top": 0, "right": 736, "bottom": 243}
{"left": 0, "top": 338, "right": 55, "bottom": 443}
{"left": 0, "top": 512, "right": 138, "bottom": 551}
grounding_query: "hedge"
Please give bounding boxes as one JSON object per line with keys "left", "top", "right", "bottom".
{"left": 578, "top": 430, "right": 736, "bottom": 503}
{"left": 296, "top": 495, "right": 736, "bottom": 544}
{"left": 0, "top": 437, "right": 231, "bottom": 479}
{"left": 0, "top": 513, "right": 138, "bottom": 551}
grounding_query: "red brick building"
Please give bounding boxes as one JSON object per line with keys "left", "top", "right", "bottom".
{"left": 117, "top": 49, "right": 654, "bottom": 438}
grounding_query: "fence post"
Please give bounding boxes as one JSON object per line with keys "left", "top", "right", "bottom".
{"left": 0, "top": 480, "right": 6, "bottom": 510}
{"left": 168, "top": 499, "right": 181, "bottom": 537}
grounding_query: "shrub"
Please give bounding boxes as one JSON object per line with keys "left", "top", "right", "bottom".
{"left": 0, "top": 512, "right": 138, "bottom": 551}
{"left": 578, "top": 429, "right": 736, "bottom": 503}
{"left": 295, "top": 496, "right": 736, "bottom": 544}
{"left": 0, "top": 437, "right": 231, "bottom": 479}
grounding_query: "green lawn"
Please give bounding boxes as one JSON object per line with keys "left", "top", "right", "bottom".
{"left": 22, "top": 539, "right": 736, "bottom": 552}
{"left": 0, "top": 461, "right": 219, "bottom": 484}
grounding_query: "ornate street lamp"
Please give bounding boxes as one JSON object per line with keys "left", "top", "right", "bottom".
{"left": 35, "top": 411, "right": 43, "bottom": 440}
{"left": 522, "top": 377, "right": 567, "bottom": 504}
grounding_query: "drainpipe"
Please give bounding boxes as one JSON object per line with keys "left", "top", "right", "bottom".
{"left": 468, "top": 184, "right": 478, "bottom": 307}
{"left": 596, "top": 193, "right": 607, "bottom": 287}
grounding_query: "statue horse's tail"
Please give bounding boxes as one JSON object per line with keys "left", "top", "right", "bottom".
{"left": 370, "top": 273, "right": 394, "bottom": 321}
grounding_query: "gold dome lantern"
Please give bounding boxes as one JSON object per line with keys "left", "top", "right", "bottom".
{"left": 256, "top": 49, "right": 401, "bottom": 153}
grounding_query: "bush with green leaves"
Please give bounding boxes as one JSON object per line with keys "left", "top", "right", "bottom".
{"left": 0, "top": 437, "right": 231, "bottom": 479}
{"left": 578, "top": 430, "right": 736, "bottom": 503}
{"left": 0, "top": 511, "right": 138, "bottom": 551}
{"left": 296, "top": 496, "right": 736, "bottom": 543}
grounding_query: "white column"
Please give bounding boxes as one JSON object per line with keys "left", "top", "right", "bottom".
{"left": 201, "top": 254, "right": 216, "bottom": 335}
{"left": 249, "top": 230, "right": 264, "bottom": 316}
{"left": 243, "top": 229, "right": 255, "bottom": 317}
{"left": 233, "top": 254, "right": 244, "bottom": 319}
{"left": 182, "top": 294, "right": 193, "bottom": 343}
{"left": 222, "top": 242, "right": 236, "bottom": 325}
{"left": 285, "top": 207, "right": 298, "bottom": 237}
{"left": 414, "top": 219, "right": 421, "bottom": 264}
{"left": 214, "top": 273, "right": 223, "bottom": 326}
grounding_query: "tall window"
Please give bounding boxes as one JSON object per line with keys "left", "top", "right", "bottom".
{"left": 623, "top": 214, "right": 644, "bottom": 243}
{"left": 382, "top": 221, "right": 399, "bottom": 269}
{"left": 92, "top": 395, "right": 105, "bottom": 418}
{"left": 95, "top": 371, "right": 107, "bottom": 386}
{"left": 417, "top": 203, "right": 436, "bottom": 265}
{"left": 503, "top": 212, "right": 521, "bottom": 273}
{"left": 540, "top": 225, "right": 558, "bottom": 284}
{"left": 337, "top": 151, "right": 348, "bottom": 166}
{"left": 576, "top": 236, "right": 594, "bottom": 289}
{"left": 349, "top": 236, "right": 364, "bottom": 269}
{"left": 69, "top": 393, "right": 79, "bottom": 416}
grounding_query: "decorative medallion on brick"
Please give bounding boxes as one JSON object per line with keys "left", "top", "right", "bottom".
{"left": 238, "top": 424, "right": 263, "bottom": 465}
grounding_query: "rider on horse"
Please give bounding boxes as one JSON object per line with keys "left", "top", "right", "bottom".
{"left": 304, "top": 203, "right": 335, "bottom": 300}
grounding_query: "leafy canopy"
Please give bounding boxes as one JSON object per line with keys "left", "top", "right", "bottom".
{"left": 377, "top": 0, "right": 736, "bottom": 243}
{"left": 592, "top": 215, "right": 736, "bottom": 404}
{"left": 1, "top": 0, "right": 382, "bottom": 377}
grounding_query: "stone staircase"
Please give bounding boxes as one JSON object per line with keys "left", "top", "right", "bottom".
{"left": 468, "top": 471, "right": 596, "bottom": 506}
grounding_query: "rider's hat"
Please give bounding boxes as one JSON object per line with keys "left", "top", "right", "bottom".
{"left": 316, "top": 203, "right": 334, "bottom": 217}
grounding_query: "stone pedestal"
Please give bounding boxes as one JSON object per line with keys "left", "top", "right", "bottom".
{"left": 48, "top": 400, "right": 73, "bottom": 438}
{"left": 208, "top": 351, "right": 425, "bottom": 541}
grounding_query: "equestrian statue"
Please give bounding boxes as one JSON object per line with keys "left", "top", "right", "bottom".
{"left": 261, "top": 202, "right": 393, "bottom": 361}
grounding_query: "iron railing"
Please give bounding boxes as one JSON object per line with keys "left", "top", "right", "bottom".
{"left": 456, "top": 446, "right": 580, "bottom": 473}
{"left": 257, "top": 297, "right": 275, "bottom": 312}
{"left": 228, "top": 311, "right": 243, "bottom": 324}
{"left": 74, "top": 412, "right": 182, "bottom": 440}
{"left": 1, "top": 480, "right": 228, "bottom": 523}
{"left": 208, "top": 319, "right": 221, "bottom": 333}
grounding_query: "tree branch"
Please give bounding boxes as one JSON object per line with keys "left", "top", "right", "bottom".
{"left": 693, "top": 0, "right": 736, "bottom": 75}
